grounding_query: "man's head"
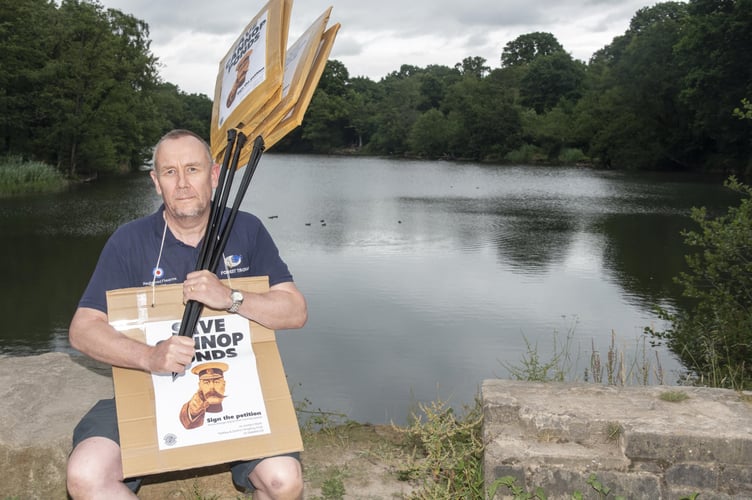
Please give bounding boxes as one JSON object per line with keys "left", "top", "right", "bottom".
{"left": 150, "top": 129, "right": 219, "bottom": 222}
{"left": 191, "top": 361, "right": 228, "bottom": 405}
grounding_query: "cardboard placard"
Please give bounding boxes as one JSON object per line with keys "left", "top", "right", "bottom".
{"left": 210, "top": 0, "right": 289, "bottom": 163}
{"left": 250, "top": 7, "right": 333, "bottom": 145}
{"left": 107, "top": 276, "right": 302, "bottom": 478}
{"left": 264, "top": 22, "right": 341, "bottom": 148}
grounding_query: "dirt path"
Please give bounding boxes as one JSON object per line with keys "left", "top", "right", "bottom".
{"left": 138, "top": 423, "right": 419, "bottom": 499}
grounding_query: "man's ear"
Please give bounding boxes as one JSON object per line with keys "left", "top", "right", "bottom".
{"left": 211, "top": 163, "right": 220, "bottom": 188}
{"left": 150, "top": 170, "right": 163, "bottom": 196}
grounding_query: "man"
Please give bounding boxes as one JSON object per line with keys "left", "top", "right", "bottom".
{"left": 66, "top": 129, "right": 307, "bottom": 499}
{"left": 179, "top": 362, "right": 229, "bottom": 429}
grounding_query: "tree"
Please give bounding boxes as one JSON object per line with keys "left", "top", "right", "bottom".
{"left": 573, "top": 2, "right": 693, "bottom": 169}
{"left": 407, "top": 109, "right": 454, "bottom": 157}
{"left": 519, "top": 51, "right": 585, "bottom": 114}
{"left": 649, "top": 177, "right": 752, "bottom": 389}
{"left": 676, "top": 0, "right": 752, "bottom": 173}
{"left": 442, "top": 77, "right": 522, "bottom": 160}
{"left": 454, "top": 56, "right": 490, "bottom": 78}
{"left": 368, "top": 73, "right": 422, "bottom": 155}
{"left": 297, "top": 60, "right": 353, "bottom": 152}
{"left": 38, "top": 0, "right": 161, "bottom": 176}
{"left": 0, "top": 0, "right": 57, "bottom": 155}
{"left": 501, "top": 32, "right": 565, "bottom": 67}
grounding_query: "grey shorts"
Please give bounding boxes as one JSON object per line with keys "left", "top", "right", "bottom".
{"left": 72, "top": 398, "right": 300, "bottom": 493}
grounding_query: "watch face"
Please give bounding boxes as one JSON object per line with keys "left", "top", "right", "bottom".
{"left": 231, "top": 290, "right": 244, "bottom": 302}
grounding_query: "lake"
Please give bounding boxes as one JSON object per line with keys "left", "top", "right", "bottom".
{"left": 0, "top": 155, "right": 738, "bottom": 424}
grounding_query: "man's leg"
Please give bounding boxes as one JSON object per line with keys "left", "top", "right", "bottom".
{"left": 67, "top": 399, "right": 142, "bottom": 499}
{"left": 67, "top": 436, "right": 136, "bottom": 499}
{"left": 231, "top": 453, "right": 302, "bottom": 500}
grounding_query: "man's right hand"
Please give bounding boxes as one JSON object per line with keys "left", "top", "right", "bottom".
{"left": 148, "top": 335, "right": 195, "bottom": 374}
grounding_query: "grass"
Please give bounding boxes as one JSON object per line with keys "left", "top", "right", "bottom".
{"left": 502, "top": 320, "right": 666, "bottom": 388}
{"left": 0, "top": 155, "right": 68, "bottom": 196}
{"left": 659, "top": 390, "right": 690, "bottom": 402}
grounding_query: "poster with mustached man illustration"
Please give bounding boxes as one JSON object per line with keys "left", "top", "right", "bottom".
{"left": 143, "top": 313, "right": 271, "bottom": 450}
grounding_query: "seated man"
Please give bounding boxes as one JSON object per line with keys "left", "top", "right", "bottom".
{"left": 66, "top": 129, "right": 308, "bottom": 499}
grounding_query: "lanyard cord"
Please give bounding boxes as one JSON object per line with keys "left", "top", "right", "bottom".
{"left": 151, "top": 214, "right": 168, "bottom": 307}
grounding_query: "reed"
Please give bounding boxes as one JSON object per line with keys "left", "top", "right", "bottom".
{"left": 0, "top": 156, "right": 67, "bottom": 195}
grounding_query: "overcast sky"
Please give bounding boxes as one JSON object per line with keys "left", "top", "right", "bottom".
{"left": 97, "top": 0, "right": 651, "bottom": 97}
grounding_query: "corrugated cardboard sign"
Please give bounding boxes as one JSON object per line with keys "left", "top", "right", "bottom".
{"left": 210, "top": 0, "right": 289, "bottom": 164}
{"left": 251, "top": 7, "right": 333, "bottom": 143}
{"left": 107, "top": 276, "right": 302, "bottom": 479}
{"left": 264, "top": 22, "right": 341, "bottom": 148}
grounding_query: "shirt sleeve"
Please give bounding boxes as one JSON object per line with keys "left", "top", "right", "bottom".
{"left": 77, "top": 232, "right": 131, "bottom": 313}
{"left": 249, "top": 219, "right": 293, "bottom": 287}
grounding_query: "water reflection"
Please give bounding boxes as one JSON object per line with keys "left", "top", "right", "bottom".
{"left": 0, "top": 156, "right": 738, "bottom": 424}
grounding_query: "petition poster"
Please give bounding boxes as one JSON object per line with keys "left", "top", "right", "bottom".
{"left": 144, "top": 314, "right": 271, "bottom": 450}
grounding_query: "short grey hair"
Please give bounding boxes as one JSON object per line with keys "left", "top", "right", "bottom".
{"left": 152, "top": 129, "right": 213, "bottom": 170}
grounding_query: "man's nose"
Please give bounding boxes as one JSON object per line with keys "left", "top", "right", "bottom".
{"left": 176, "top": 168, "right": 189, "bottom": 186}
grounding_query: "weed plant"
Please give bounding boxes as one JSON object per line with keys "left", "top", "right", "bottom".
{"left": 0, "top": 155, "right": 68, "bottom": 196}
{"left": 392, "top": 398, "right": 486, "bottom": 499}
{"left": 502, "top": 320, "right": 665, "bottom": 387}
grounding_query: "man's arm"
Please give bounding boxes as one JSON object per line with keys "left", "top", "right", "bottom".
{"left": 69, "top": 307, "right": 195, "bottom": 374}
{"left": 182, "top": 271, "right": 308, "bottom": 330}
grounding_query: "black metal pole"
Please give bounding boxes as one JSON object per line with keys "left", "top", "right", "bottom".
{"left": 171, "top": 132, "right": 264, "bottom": 380}
{"left": 208, "top": 135, "right": 265, "bottom": 272}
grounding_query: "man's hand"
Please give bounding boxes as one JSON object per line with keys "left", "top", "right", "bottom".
{"left": 147, "top": 335, "right": 195, "bottom": 374}
{"left": 183, "top": 270, "right": 232, "bottom": 311}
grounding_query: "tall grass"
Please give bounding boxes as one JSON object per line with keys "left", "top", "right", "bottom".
{"left": 0, "top": 155, "right": 68, "bottom": 196}
{"left": 502, "top": 321, "right": 667, "bottom": 387}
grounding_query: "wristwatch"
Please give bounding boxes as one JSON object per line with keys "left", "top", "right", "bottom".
{"left": 227, "top": 289, "right": 244, "bottom": 313}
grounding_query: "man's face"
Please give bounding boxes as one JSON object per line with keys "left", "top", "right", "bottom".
{"left": 198, "top": 376, "right": 226, "bottom": 405}
{"left": 150, "top": 135, "right": 219, "bottom": 221}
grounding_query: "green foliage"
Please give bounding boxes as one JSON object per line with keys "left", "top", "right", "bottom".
{"left": 308, "top": 468, "right": 347, "bottom": 500}
{"left": 648, "top": 176, "right": 752, "bottom": 389}
{"left": 0, "top": 0, "right": 211, "bottom": 178}
{"left": 734, "top": 98, "right": 752, "bottom": 121}
{"left": 393, "top": 398, "right": 486, "bottom": 499}
{"left": 503, "top": 333, "right": 570, "bottom": 382}
{"left": 501, "top": 32, "right": 566, "bottom": 67}
{"left": 503, "top": 322, "right": 665, "bottom": 386}
{"left": 0, "top": 156, "right": 68, "bottom": 195}
{"left": 519, "top": 52, "right": 585, "bottom": 114}
{"left": 494, "top": 473, "right": 632, "bottom": 500}
{"left": 659, "top": 390, "right": 690, "bottom": 402}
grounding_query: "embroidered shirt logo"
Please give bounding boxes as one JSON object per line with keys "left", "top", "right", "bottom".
{"left": 224, "top": 255, "right": 242, "bottom": 269}
{"left": 152, "top": 267, "right": 164, "bottom": 278}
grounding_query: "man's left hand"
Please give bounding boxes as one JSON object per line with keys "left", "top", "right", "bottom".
{"left": 183, "top": 270, "right": 233, "bottom": 310}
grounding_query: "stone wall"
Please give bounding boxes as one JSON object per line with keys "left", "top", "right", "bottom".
{"left": 482, "top": 380, "right": 752, "bottom": 500}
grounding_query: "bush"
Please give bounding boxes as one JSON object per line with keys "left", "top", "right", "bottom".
{"left": 0, "top": 156, "right": 68, "bottom": 195}
{"left": 505, "top": 144, "right": 545, "bottom": 163}
{"left": 648, "top": 177, "right": 752, "bottom": 389}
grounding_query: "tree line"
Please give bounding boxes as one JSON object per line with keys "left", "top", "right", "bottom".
{"left": 1, "top": 0, "right": 750, "bottom": 178}
{"left": 285, "top": 0, "right": 751, "bottom": 175}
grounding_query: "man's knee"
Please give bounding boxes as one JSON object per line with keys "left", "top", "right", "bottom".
{"left": 250, "top": 456, "right": 303, "bottom": 498}
{"left": 66, "top": 437, "right": 125, "bottom": 496}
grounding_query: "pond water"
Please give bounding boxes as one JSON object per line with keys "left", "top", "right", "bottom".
{"left": 0, "top": 155, "right": 738, "bottom": 424}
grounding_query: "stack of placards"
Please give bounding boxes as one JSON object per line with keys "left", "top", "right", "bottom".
{"left": 211, "top": 0, "right": 340, "bottom": 166}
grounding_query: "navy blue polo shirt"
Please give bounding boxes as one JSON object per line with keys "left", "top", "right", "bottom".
{"left": 79, "top": 205, "right": 293, "bottom": 313}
